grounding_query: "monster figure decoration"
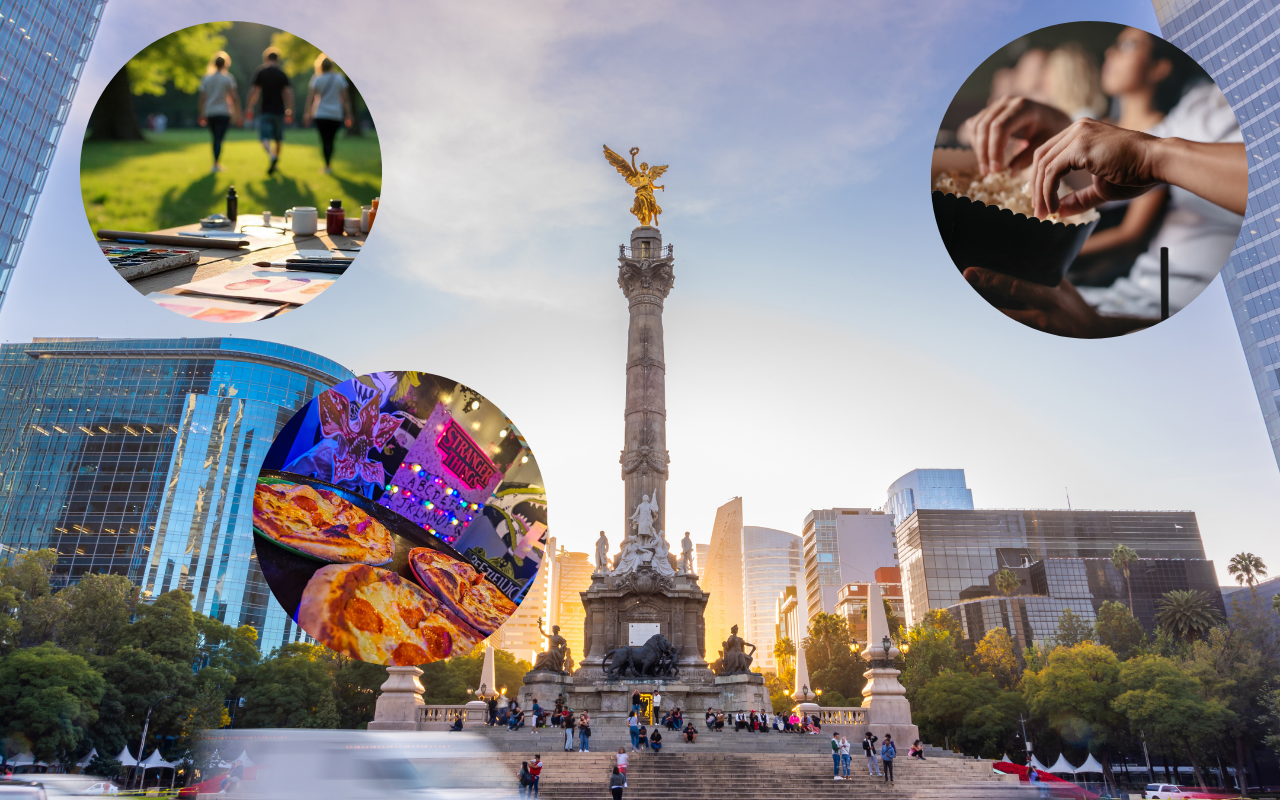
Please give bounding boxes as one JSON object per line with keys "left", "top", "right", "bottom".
{"left": 715, "top": 625, "right": 756, "bottom": 676}
{"left": 602, "top": 633, "right": 680, "bottom": 679}
{"left": 594, "top": 531, "right": 611, "bottom": 574}
{"left": 531, "top": 617, "right": 570, "bottom": 674}
{"left": 603, "top": 145, "right": 669, "bottom": 226}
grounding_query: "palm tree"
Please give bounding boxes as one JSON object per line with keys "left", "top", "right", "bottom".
{"left": 1110, "top": 544, "right": 1139, "bottom": 611}
{"left": 773, "top": 637, "right": 796, "bottom": 673}
{"left": 1227, "top": 552, "right": 1268, "bottom": 600}
{"left": 995, "top": 568, "right": 1020, "bottom": 597}
{"left": 1154, "top": 590, "right": 1223, "bottom": 643}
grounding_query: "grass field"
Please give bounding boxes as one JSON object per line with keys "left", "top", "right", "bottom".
{"left": 80, "top": 129, "right": 382, "bottom": 233}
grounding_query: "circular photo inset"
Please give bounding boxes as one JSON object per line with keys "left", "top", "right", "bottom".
{"left": 255, "top": 372, "right": 547, "bottom": 665}
{"left": 932, "top": 22, "right": 1246, "bottom": 338}
{"left": 81, "top": 22, "right": 382, "bottom": 322}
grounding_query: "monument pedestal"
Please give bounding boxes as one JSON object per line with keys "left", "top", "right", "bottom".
{"left": 861, "top": 665, "right": 919, "bottom": 744}
{"left": 715, "top": 673, "right": 770, "bottom": 713}
{"left": 521, "top": 671, "right": 574, "bottom": 709}
{"left": 368, "top": 666, "right": 425, "bottom": 731}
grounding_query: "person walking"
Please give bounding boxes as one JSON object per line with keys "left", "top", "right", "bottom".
{"left": 528, "top": 755, "right": 542, "bottom": 797}
{"left": 244, "top": 47, "right": 294, "bottom": 175}
{"left": 196, "top": 51, "right": 240, "bottom": 173}
{"left": 628, "top": 711, "right": 640, "bottom": 751}
{"left": 531, "top": 698, "right": 541, "bottom": 729}
{"left": 615, "top": 748, "right": 628, "bottom": 780}
{"left": 831, "top": 732, "right": 843, "bottom": 780}
{"left": 863, "top": 731, "right": 881, "bottom": 776}
{"left": 301, "top": 54, "right": 352, "bottom": 175}
{"left": 563, "top": 712, "right": 575, "bottom": 752}
{"left": 839, "top": 733, "right": 852, "bottom": 778}
{"left": 487, "top": 696, "right": 498, "bottom": 726}
{"left": 609, "top": 766, "right": 626, "bottom": 800}
{"left": 881, "top": 734, "right": 897, "bottom": 783}
{"left": 579, "top": 713, "right": 591, "bottom": 752}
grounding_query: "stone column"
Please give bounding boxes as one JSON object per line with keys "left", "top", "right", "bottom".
{"left": 791, "top": 642, "right": 820, "bottom": 716}
{"left": 618, "top": 226, "right": 674, "bottom": 538}
{"left": 369, "top": 666, "right": 426, "bottom": 731}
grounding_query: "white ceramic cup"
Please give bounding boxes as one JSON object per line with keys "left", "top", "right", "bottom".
{"left": 344, "top": 218, "right": 360, "bottom": 235}
{"left": 284, "top": 206, "right": 318, "bottom": 235}
{"left": 262, "top": 211, "right": 272, "bottom": 227}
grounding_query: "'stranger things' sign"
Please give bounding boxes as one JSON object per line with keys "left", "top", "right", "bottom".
{"left": 437, "top": 418, "right": 500, "bottom": 489}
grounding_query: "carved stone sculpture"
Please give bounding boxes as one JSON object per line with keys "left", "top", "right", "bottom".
{"left": 678, "top": 531, "right": 694, "bottom": 575}
{"left": 594, "top": 531, "right": 610, "bottom": 574}
{"left": 530, "top": 617, "right": 569, "bottom": 674}
{"left": 715, "top": 625, "right": 756, "bottom": 676}
{"left": 602, "top": 633, "right": 680, "bottom": 679}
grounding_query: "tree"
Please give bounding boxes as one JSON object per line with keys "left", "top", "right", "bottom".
{"left": 322, "top": 650, "right": 389, "bottom": 729}
{"left": 860, "top": 598, "right": 903, "bottom": 640}
{"left": 971, "top": 628, "right": 1021, "bottom": 689}
{"left": 995, "top": 568, "right": 1020, "bottom": 597}
{"left": 123, "top": 590, "right": 198, "bottom": 666}
{"left": 59, "top": 574, "right": 139, "bottom": 657}
{"left": 1094, "top": 601, "right": 1145, "bottom": 661}
{"left": 88, "top": 22, "right": 231, "bottom": 141}
{"left": 0, "top": 584, "right": 19, "bottom": 655}
{"left": 1, "top": 549, "right": 67, "bottom": 648}
{"left": 237, "top": 644, "right": 339, "bottom": 729}
{"left": 1227, "top": 553, "right": 1267, "bottom": 600}
{"left": 1183, "top": 625, "right": 1272, "bottom": 791}
{"left": 269, "top": 31, "right": 364, "bottom": 137}
{"left": 901, "top": 615, "right": 966, "bottom": 707}
{"left": 922, "top": 609, "right": 963, "bottom": 642}
{"left": 1154, "top": 590, "right": 1222, "bottom": 643}
{"left": 802, "top": 612, "right": 866, "bottom": 700}
{"left": 1054, "top": 608, "right": 1093, "bottom": 648}
{"left": 0, "top": 644, "right": 105, "bottom": 766}
{"left": 0, "top": 548, "right": 59, "bottom": 597}
{"left": 1114, "top": 655, "right": 1231, "bottom": 789}
{"left": 773, "top": 637, "right": 796, "bottom": 675}
{"left": 417, "top": 646, "right": 530, "bottom": 706}
{"left": 1110, "top": 544, "right": 1140, "bottom": 611}
{"left": 914, "top": 670, "right": 1024, "bottom": 757}
{"left": 1023, "top": 642, "right": 1125, "bottom": 792}
{"left": 87, "top": 646, "right": 194, "bottom": 761}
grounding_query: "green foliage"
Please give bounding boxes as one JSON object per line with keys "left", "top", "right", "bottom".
{"left": 971, "top": 627, "right": 1021, "bottom": 689}
{"left": 1227, "top": 553, "right": 1267, "bottom": 597}
{"left": 1023, "top": 642, "right": 1124, "bottom": 753}
{"left": 0, "top": 644, "right": 105, "bottom": 766}
{"left": 88, "top": 646, "right": 193, "bottom": 759}
{"left": 901, "top": 616, "right": 965, "bottom": 707}
{"left": 773, "top": 636, "right": 795, "bottom": 671}
{"left": 123, "top": 590, "right": 198, "bottom": 665}
{"left": 0, "top": 549, "right": 59, "bottom": 597}
{"left": 127, "top": 23, "right": 232, "bottom": 95}
{"left": 762, "top": 670, "right": 793, "bottom": 714}
{"left": 818, "top": 689, "right": 849, "bottom": 707}
{"left": 59, "top": 573, "right": 139, "bottom": 657}
{"left": 0, "top": 584, "right": 20, "bottom": 655}
{"left": 1154, "top": 590, "right": 1222, "bottom": 643}
{"left": 323, "top": 650, "right": 389, "bottom": 730}
{"left": 1094, "top": 601, "right": 1145, "bottom": 660}
{"left": 2, "top": 550, "right": 67, "bottom": 648}
{"left": 802, "top": 612, "right": 866, "bottom": 700}
{"left": 914, "top": 670, "right": 1024, "bottom": 758}
{"left": 995, "top": 568, "right": 1020, "bottom": 597}
{"left": 1054, "top": 607, "right": 1093, "bottom": 648}
{"left": 417, "top": 646, "right": 531, "bottom": 705}
{"left": 237, "top": 643, "right": 339, "bottom": 729}
{"left": 86, "top": 753, "right": 123, "bottom": 778}
{"left": 268, "top": 32, "right": 324, "bottom": 78}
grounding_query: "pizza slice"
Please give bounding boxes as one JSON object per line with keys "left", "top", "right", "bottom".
{"left": 298, "top": 563, "right": 481, "bottom": 665}
{"left": 409, "top": 547, "right": 517, "bottom": 636}
{"left": 253, "top": 481, "right": 394, "bottom": 565}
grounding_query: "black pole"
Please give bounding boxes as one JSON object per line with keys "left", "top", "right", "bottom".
{"left": 1160, "top": 247, "right": 1170, "bottom": 321}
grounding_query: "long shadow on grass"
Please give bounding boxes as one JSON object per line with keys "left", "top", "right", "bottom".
{"left": 155, "top": 173, "right": 219, "bottom": 230}
{"left": 331, "top": 173, "right": 382, "bottom": 207}
{"left": 242, "top": 175, "right": 325, "bottom": 219}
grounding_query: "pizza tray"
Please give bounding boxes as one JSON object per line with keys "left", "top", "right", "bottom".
{"left": 253, "top": 470, "right": 471, "bottom": 620}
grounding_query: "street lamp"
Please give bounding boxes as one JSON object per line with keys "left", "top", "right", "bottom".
{"left": 133, "top": 694, "right": 172, "bottom": 790}
{"left": 881, "top": 636, "right": 892, "bottom": 660}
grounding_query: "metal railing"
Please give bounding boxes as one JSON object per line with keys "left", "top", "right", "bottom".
{"left": 620, "top": 244, "right": 673, "bottom": 259}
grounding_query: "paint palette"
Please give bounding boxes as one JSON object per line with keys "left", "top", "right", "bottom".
{"left": 99, "top": 245, "right": 199, "bottom": 281}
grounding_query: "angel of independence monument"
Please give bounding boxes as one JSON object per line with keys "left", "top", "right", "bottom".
{"left": 521, "top": 146, "right": 768, "bottom": 719}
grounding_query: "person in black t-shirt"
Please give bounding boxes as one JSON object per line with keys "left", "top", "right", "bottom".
{"left": 245, "top": 47, "right": 294, "bottom": 175}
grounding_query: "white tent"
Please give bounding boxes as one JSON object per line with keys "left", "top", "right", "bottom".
{"left": 115, "top": 747, "right": 138, "bottom": 768}
{"left": 1048, "top": 753, "right": 1078, "bottom": 775}
{"left": 76, "top": 748, "right": 98, "bottom": 769}
{"left": 139, "top": 750, "right": 175, "bottom": 769}
{"left": 234, "top": 750, "right": 255, "bottom": 769}
{"left": 1076, "top": 753, "right": 1106, "bottom": 774}
{"left": 9, "top": 753, "right": 36, "bottom": 766}
{"left": 1001, "top": 753, "right": 1014, "bottom": 764}
{"left": 1029, "top": 755, "right": 1051, "bottom": 772}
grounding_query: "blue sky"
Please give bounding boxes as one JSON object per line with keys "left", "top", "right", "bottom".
{"left": 3, "top": 0, "right": 1277, "bottom": 583}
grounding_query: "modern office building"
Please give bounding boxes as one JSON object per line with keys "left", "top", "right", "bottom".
{"left": 775, "top": 584, "right": 805, "bottom": 649}
{"left": 896, "top": 507, "right": 1215, "bottom": 626}
{"left": 945, "top": 557, "right": 1225, "bottom": 653}
{"left": 741, "top": 525, "right": 802, "bottom": 672}
{"left": 545, "top": 540, "right": 593, "bottom": 662}
{"left": 884, "top": 468, "right": 974, "bottom": 527}
{"left": 834, "top": 566, "right": 905, "bottom": 646}
{"left": 492, "top": 555, "right": 547, "bottom": 665}
{"left": 0, "top": 337, "right": 352, "bottom": 651}
{"left": 801, "top": 507, "right": 896, "bottom": 620}
{"left": 702, "top": 496, "right": 744, "bottom": 657}
{"left": 1153, "top": 0, "right": 1280, "bottom": 470}
{"left": 0, "top": 0, "right": 106, "bottom": 314}
{"left": 1221, "top": 575, "right": 1280, "bottom": 626}
{"left": 695, "top": 543, "right": 708, "bottom": 579}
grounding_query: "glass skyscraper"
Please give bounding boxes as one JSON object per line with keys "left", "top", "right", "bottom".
{"left": 801, "top": 507, "right": 896, "bottom": 620}
{"left": 741, "top": 525, "right": 801, "bottom": 672}
{"left": 1153, "top": 0, "right": 1280, "bottom": 470}
{"left": 0, "top": 338, "right": 352, "bottom": 651}
{"left": 884, "top": 468, "right": 974, "bottom": 527}
{"left": 0, "top": 0, "right": 105, "bottom": 312}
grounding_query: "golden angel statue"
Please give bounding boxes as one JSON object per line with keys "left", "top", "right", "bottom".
{"left": 604, "top": 145, "right": 668, "bottom": 226}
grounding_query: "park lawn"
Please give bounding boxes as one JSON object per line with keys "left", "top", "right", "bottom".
{"left": 80, "top": 128, "right": 382, "bottom": 233}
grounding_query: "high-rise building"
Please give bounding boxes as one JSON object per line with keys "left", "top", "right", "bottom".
{"left": 0, "top": 337, "right": 352, "bottom": 651}
{"left": 801, "top": 508, "right": 896, "bottom": 621}
{"left": 491, "top": 557, "right": 547, "bottom": 665}
{"left": 0, "top": 0, "right": 105, "bottom": 313}
{"left": 834, "top": 566, "right": 905, "bottom": 646}
{"left": 702, "top": 497, "right": 744, "bottom": 658}
{"left": 896, "top": 507, "right": 1214, "bottom": 626}
{"left": 884, "top": 469, "right": 974, "bottom": 527}
{"left": 695, "top": 543, "right": 708, "bottom": 579}
{"left": 1153, "top": 0, "right": 1280, "bottom": 470}
{"left": 545, "top": 539, "right": 593, "bottom": 663}
{"left": 775, "top": 584, "right": 805, "bottom": 649}
{"left": 741, "top": 525, "right": 802, "bottom": 672}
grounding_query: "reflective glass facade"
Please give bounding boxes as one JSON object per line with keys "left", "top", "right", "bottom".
{"left": 896, "top": 508, "right": 1207, "bottom": 624}
{"left": 1153, "top": 0, "right": 1280, "bottom": 469}
{"left": 741, "top": 525, "right": 801, "bottom": 671}
{"left": 0, "top": 338, "right": 352, "bottom": 651}
{"left": 801, "top": 507, "right": 896, "bottom": 620}
{"left": 0, "top": 0, "right": 104, "bottom": 312}
{"left": 884, "top": 468, "right": 974, "bottom": 527}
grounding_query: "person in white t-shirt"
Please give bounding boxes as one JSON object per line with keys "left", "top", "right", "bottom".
{"left": 196, "top": 51, "right": 241, "bottom": 173}
{"left": 302, "top": 54, "right": 353, "bottom": 174}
